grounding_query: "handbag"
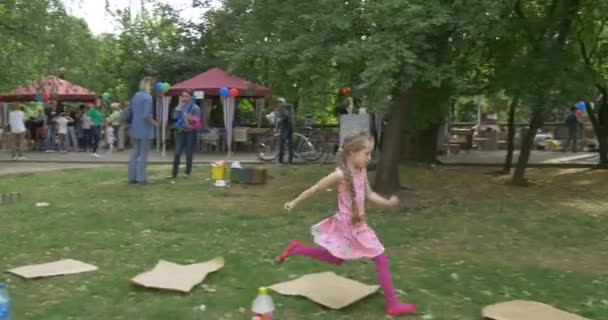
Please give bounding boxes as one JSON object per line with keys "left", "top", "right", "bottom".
{"left": 120, "top": 107, "right": 133, "bottom": 125}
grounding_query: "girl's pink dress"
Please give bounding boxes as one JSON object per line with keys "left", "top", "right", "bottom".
{"left": 311, "top": 169, "right": 385, "bottom": 259}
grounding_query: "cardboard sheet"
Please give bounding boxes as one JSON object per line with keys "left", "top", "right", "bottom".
{"left": 483, "top": 300, "right": 592, "bottom": 320}
{"left": 6, "top": 259, "right": 98, "bottom": 279}
{"left": 269, "top": 272, "right": 379, "bottom": 309}
{"left": 131, "top": 257, "right": 224, "bottom": 293}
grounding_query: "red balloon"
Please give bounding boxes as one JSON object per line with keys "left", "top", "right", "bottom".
{"left": 229, "top": 88, "right": 239, "bottom": 97}
{"left": 342, "top": 87, "right": 351, "bottom": 95}
{"left": 42, "top": 92, "right": 51, "bottom": 101}
{"left": 576, "top": 110, "right": 583, "bottom": 117}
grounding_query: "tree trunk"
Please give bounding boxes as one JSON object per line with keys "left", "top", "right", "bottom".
{"left": 512, "top": 108, "right": 543, "bottom": 186}
{"left": 375, "top": 91, "right": 409, "bottom": 194}
{"left": 586, "top": 102, "right": 608, "bottom": 168}
{"left": 586, "top": 86, "right": 608, "bottom": 168}
{"left": 502, "top": 97, "right": 518, "bottom": 174}
{"left": 597, "top": 125, "right": 608, "bottom": 168}
{"left": 403, "top": 124, "right": 440, "bottom": 163}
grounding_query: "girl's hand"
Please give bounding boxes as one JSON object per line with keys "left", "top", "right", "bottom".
{"left": 284, "top": 201, "right": 296, "bottom": 211}
{"left": 386, "top": 195, "right": 400, "bottom": 207}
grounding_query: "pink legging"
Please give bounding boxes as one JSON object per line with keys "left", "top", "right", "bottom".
{"left": 290, "top": 243, "right": 399, "bottom": 305}
{"left": 290, "top": 244, "right": 345, "bottom": 266}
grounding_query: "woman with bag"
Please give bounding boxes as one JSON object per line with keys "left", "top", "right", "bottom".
{"left": 170, "top": 89, "right": 201, "bottom": 179}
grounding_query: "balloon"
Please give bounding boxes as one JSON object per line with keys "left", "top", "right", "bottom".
{"left": 229, "top": 88, "right": 239, "bottom": 97}
{"left": 102, "top": 92, "right": 112, "bottom": 101}
{"left": 342, "top": 87, "right": 351, "bottom": 95}
{"left": 576, "top": 101, "right": 586, "bottom": 111}
{"left": 219, "top": 87, "right": 230, "bottom": 97}
{"left": 34, "top": 94, "right": 42, "bottom": 102}
{"left": 162, "top": 82, "right": 171, "bottom": 93}
{"left": 155, "top": 82, "right": 164, "bottom": 92}
{"left": 42, "top": 92, "right": 51, "bottom": 101}
{"left": 576, "top": 110, "right": 583, "bottom": 117}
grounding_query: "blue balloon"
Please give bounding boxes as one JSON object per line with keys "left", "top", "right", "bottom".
{"left": 576, "top": 101, "right": 586, "bottom": 111}
{"left": 219, "top": 87, "right": 230, "bottom": 97}
{"left": 155, "top": 82, "right": 163, "bottom": 92}
{"left": 34, "top": 94, "right": 42, "bottom": 102}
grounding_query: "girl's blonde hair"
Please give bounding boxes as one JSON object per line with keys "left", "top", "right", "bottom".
{"left": 336, "top": 131, "right": 373, "bottom": 225}
{"left": 139, "top": 76, "right": 155, "bottom": 92}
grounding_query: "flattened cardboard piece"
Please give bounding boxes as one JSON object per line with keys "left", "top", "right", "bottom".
{"left": 131, "top": 257, "right": 224, "bottom": 293}
{"left": 483, "top": 300, "right": 592, "bottom": 320}
{"left": 6, "top": 259, "right": 98, "bottom": 279}
{"left": 269, "top": 272, "right": 379, "bottom": 309}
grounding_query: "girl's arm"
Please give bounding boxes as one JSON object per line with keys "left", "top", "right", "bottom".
{"left": 366, "top": 181, "right": 399, "bottom": 208}
{"left": 285, "top": 169, "right": 344, "bottom": 211}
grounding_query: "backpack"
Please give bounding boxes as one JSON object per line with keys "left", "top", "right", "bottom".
{"left": 564, "top": 113, "right": 578, "bottom": 127}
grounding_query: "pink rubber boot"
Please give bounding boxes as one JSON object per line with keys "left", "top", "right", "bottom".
{"left": 279, "top": 240, "right": 344, "bottom": 266}
{"left": 373, "top": 254, "right": 417, "bottom": 316}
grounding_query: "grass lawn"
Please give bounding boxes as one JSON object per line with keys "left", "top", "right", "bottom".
{"left": 1, "top": 164, "right": 607, "bottom": 319}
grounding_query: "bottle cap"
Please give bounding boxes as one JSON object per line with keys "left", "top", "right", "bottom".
{"left": 258, "top": 287, "right": 268, "bottom": 295}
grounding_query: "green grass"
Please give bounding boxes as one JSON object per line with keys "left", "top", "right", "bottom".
{"left": 1, "top": 165, "right": 607, "bottom": 319}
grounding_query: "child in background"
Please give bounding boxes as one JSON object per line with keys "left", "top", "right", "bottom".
{"left": 9, "top": 104, "right": 27, "bottom": 160}
{"left": 105, "top": 121, "right": 115, "bottom": 154}
{"left": 54, "top": 112, "right": 73, "bottom": 153}
{"left": 279, "top": 131, "right": 417, "bottom": 317}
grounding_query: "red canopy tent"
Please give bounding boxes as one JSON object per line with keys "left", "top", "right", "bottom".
{"left": 0, "top": 76, "right": 97, "bottom": 102}
{"left": 159, "top": 68, "right": 271, "bottom": 157}
{"left": 166, "top": 68, "right": 271, "bottom": 97}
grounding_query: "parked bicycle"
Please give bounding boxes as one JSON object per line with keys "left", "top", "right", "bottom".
{"left": 256, "top": 114, "right": 327, "bottom": 164}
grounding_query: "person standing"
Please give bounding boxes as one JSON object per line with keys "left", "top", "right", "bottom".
{"left": 67, "top": 109, "right": 79, "bottom": 152}
{"left": 81, "top": 107, "right": 92, "bottom": 152}
{"left": 108, "top": 103, "right": 122, "bottom": 149}
{"left": 128, "top": 77, "right": 157, "bottom": 185}
{"left": 9, "top": 104, "right": 27, "bottom": 160}
{"left": 54, "top": 112, "right": 73, "bottom": 153}
{"left": 562, "top": 106, "right": 581, "bottom": 152}
{"left": 105, "top": 121, "right": 116, "bottom": 154}
{"left": 25, "top": 103, "right": 45, "bottom": 151}
{"left": 277, "top": 100, "right": 294, "bottom": 164}
{"left": 42, "top": 102, "right": 58, "bottom": 151}
{"left": 86, "top": 101, "right": 104, "bottom": 157}
{"left": 118, "top": 103, "right": 129, "bottom": 151}
{"left": 170, "top": 89, "right": 201, "bottom": 178}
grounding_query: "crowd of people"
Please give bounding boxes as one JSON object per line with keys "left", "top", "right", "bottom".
{"left": 3, "top": 76, "right": 204, "bottom": 186}
{"left": 5, "top": 99, "right": 129, "bottom": 160}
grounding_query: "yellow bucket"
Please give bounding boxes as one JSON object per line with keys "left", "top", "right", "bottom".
{"left": 211, "top": 165, "right": 226, "bottom": 180}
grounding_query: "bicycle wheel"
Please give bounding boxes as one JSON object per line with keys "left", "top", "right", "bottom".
{"left": 256, "top": 133, "right": 280, "bottom": 162}
{"left": 292, "top": 134, "right": 323, "bottom": 163}
{"left": 308, "top": 133, "right": 327, "bottom": 164}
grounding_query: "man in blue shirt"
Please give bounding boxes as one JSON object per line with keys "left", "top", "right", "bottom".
{"left": 128, "top": 77, "right": 158, "bottom": 184}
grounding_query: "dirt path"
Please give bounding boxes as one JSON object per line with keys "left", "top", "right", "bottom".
{"left": 0, "top": 163, "right": 117, "bottom": 175}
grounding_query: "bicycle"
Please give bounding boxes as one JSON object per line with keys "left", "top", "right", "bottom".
{"left": 256, "top": 115, "right": 327, "bottom": 164}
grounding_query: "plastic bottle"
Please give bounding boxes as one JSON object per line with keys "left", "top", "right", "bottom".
{"left": 0, "top": 283, "right": 10, "bottom": 320}
{"left": 251, "top": 287, "right": 274, "bottom": 320}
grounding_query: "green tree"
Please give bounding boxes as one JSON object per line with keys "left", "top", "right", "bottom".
{"left": 489, "top": 0, "right": 591, "bottom": 186}
{"left": 576, "top": 1, "right": 608, "bottom": 168}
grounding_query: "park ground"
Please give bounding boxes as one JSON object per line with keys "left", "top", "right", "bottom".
{"left": 0, "top": 164, "right": 607, "bottom": 319}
